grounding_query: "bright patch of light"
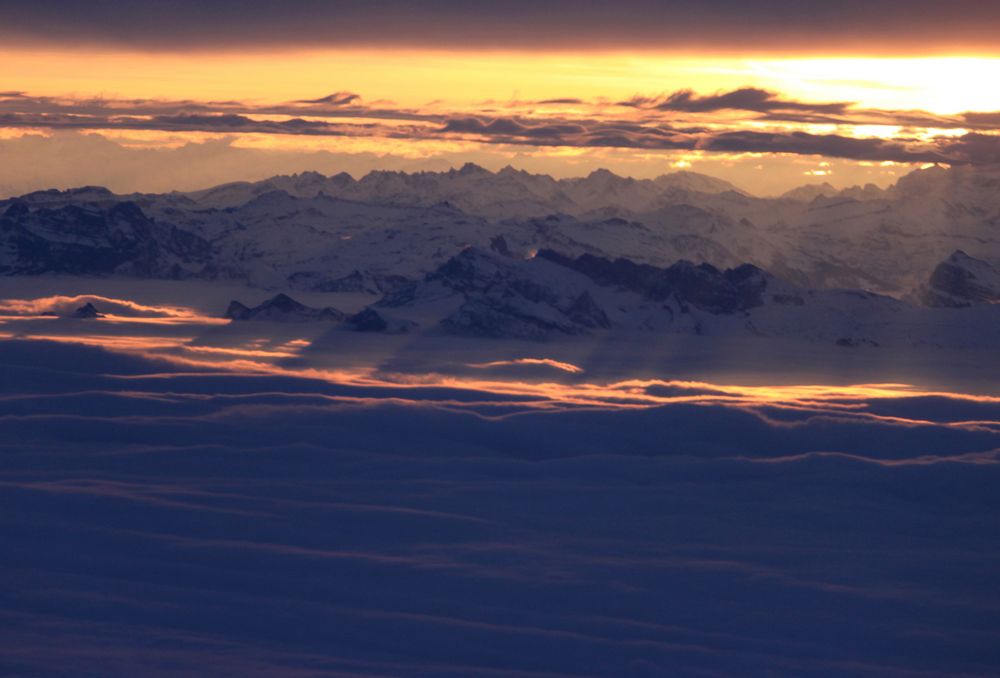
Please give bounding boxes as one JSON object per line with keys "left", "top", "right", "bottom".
{"left": 745, "top": 57, "right": 1000, "bottom": 114}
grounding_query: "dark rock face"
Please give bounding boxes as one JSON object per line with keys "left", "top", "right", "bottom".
{"left": 565, "top": 291, "right": 611, "bottom": 329}
{"left": 489, "top": 235, "right": 513, "bottom": 257}
{"left": 71, "top": 302, "right": 103, "bottom": 319}
{"left": 426, "top": 248, "right": 609, "bottom": 339}
{"left": 0, "top": 199, "right": 212, "bottom": 277}
{"left": 224, "top": 300, "right": 252, "bottom": 320}
{"left": 922, "top": 251, "right": 1000, "bottom": 307}
{"left": 441, "top": 297, "right": 576, "bottom": 340}
{"left": 536, "top": 249, "right": 769, "bottom": 313}
{"left": 425, "top": 248, "right": 503, "bottom": 293}
{"left": 347, "top": 308, "right": 389, "bottom": 332}
{"left": 419, "top": 246, "right": 788, "bottom": 339}
{"left": 376, "top": 282, "right": 419, "bottom": 308}
{"left": 345, "top": 307, "right": 416, "bottom": 333}
{"left": 290, "top": 269, "right": 412, "bottom": 295}
{"left": 225, "top": 294, "right": 345, "bottom": 322}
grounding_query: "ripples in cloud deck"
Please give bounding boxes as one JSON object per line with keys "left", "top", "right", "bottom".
{"left": 2, "top": 336, "right": 1000, "bottom": 677}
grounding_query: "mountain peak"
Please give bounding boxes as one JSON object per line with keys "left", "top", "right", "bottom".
{"left": 781, "top": 182, "right": 839, "bottom": 202}
{"left": 456, "top": 162, "right": 491, "bottom": 176}
{"left": 71, "top": 302, "right": 103, "bottom": 319}
{"left": 652, "top": 171, "right": 743, "bottom": 195}
{"left": 225, "top": 294, "right": 345, "bottom": 322}
{"left": 586, "top": 168, "right": 619, "bottom": 180}
{"left": 498, "top": 165, "right": 525, "bottom": 177}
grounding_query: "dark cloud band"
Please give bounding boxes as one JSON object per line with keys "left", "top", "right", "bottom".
{"left": 4, "top": 1, "right": 1000, "bottom": 51}
{"left": 621, "top": 88, "right": 851, "bottom": 114}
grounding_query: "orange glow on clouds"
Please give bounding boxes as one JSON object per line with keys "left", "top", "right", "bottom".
{"left": 6, "top": 45, "right": 1000, "bottom": 195}
{"left": 7, "top": 48, "right": 1000, "bottom": 115}
{"left": 8, "top": 319, "right": 1000, "bottom": 416}
{"left": 2, "top": 290, "right": 998, "bottom": 433}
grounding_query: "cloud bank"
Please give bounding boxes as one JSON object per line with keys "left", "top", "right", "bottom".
{"left": 4, "top": 84, "right": 1000, "bottom": 195}
{"left": 4, "top": 87, "right": 1000, "bottom": 167}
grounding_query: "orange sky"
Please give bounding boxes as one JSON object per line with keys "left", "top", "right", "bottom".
{"left": 3, "top": 43, "right": 1000, "bottom": 196}
{"left": 7, "top": 48, "right": 1000, "bottom": 113}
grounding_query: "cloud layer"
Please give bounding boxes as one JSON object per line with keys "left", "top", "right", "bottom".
{"left": 4, "top": 87, "right": 1000, "bottom": 168}
{"left": 2, "top": 334, "right": 999, "bottom": 675}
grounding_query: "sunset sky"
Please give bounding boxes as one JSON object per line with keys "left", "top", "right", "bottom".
{"left": 4, "top": 0, "right": 1000, "bottom": 196}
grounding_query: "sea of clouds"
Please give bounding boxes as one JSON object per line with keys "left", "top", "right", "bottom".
{"left": 2, "top": 335, "right": 999, "bottom": 676}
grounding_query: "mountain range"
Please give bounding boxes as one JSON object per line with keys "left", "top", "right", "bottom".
{"left": 2, "top": 163, "right": 999, "bottom": 320}
{"left": 200, "top": 245, "right": 996, "bottom": 349}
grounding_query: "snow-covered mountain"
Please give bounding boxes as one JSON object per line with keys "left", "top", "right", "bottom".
{"left": 2, "top": 164, "right": 999, "bottom": 300}
{"left": 780, "top": 182, "right": 841, "bottom": 202}
{"left": 780, "top": 182, "right": 885, "bottom": 203}
{"left": 0, "top": 193, "right": 212, "bottom": 277}
{"left": 374, "top": 247, "right": 778, "bottom": 339}
{"left": 213, "top": 246, "right": 998, "bottom": 349}
{"left": 410, "top": 248, "right": 997, "bottom": 347}
{"left": 918, "top": 250, "right": 1000, "bottom": 307}
{"left": 184, "top": 165, "right": 746, "bottom": 217}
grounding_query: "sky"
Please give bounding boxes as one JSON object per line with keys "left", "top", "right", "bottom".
{"left": 3, "top": 0, "right": 1000, "bottom": 196}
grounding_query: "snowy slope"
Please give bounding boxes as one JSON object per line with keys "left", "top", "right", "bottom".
{"left": 918, "top": 250, "right": 1000, "bottom": 306}
{"left": 366, "top": 247, "right": 1000, "bottom": 348}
